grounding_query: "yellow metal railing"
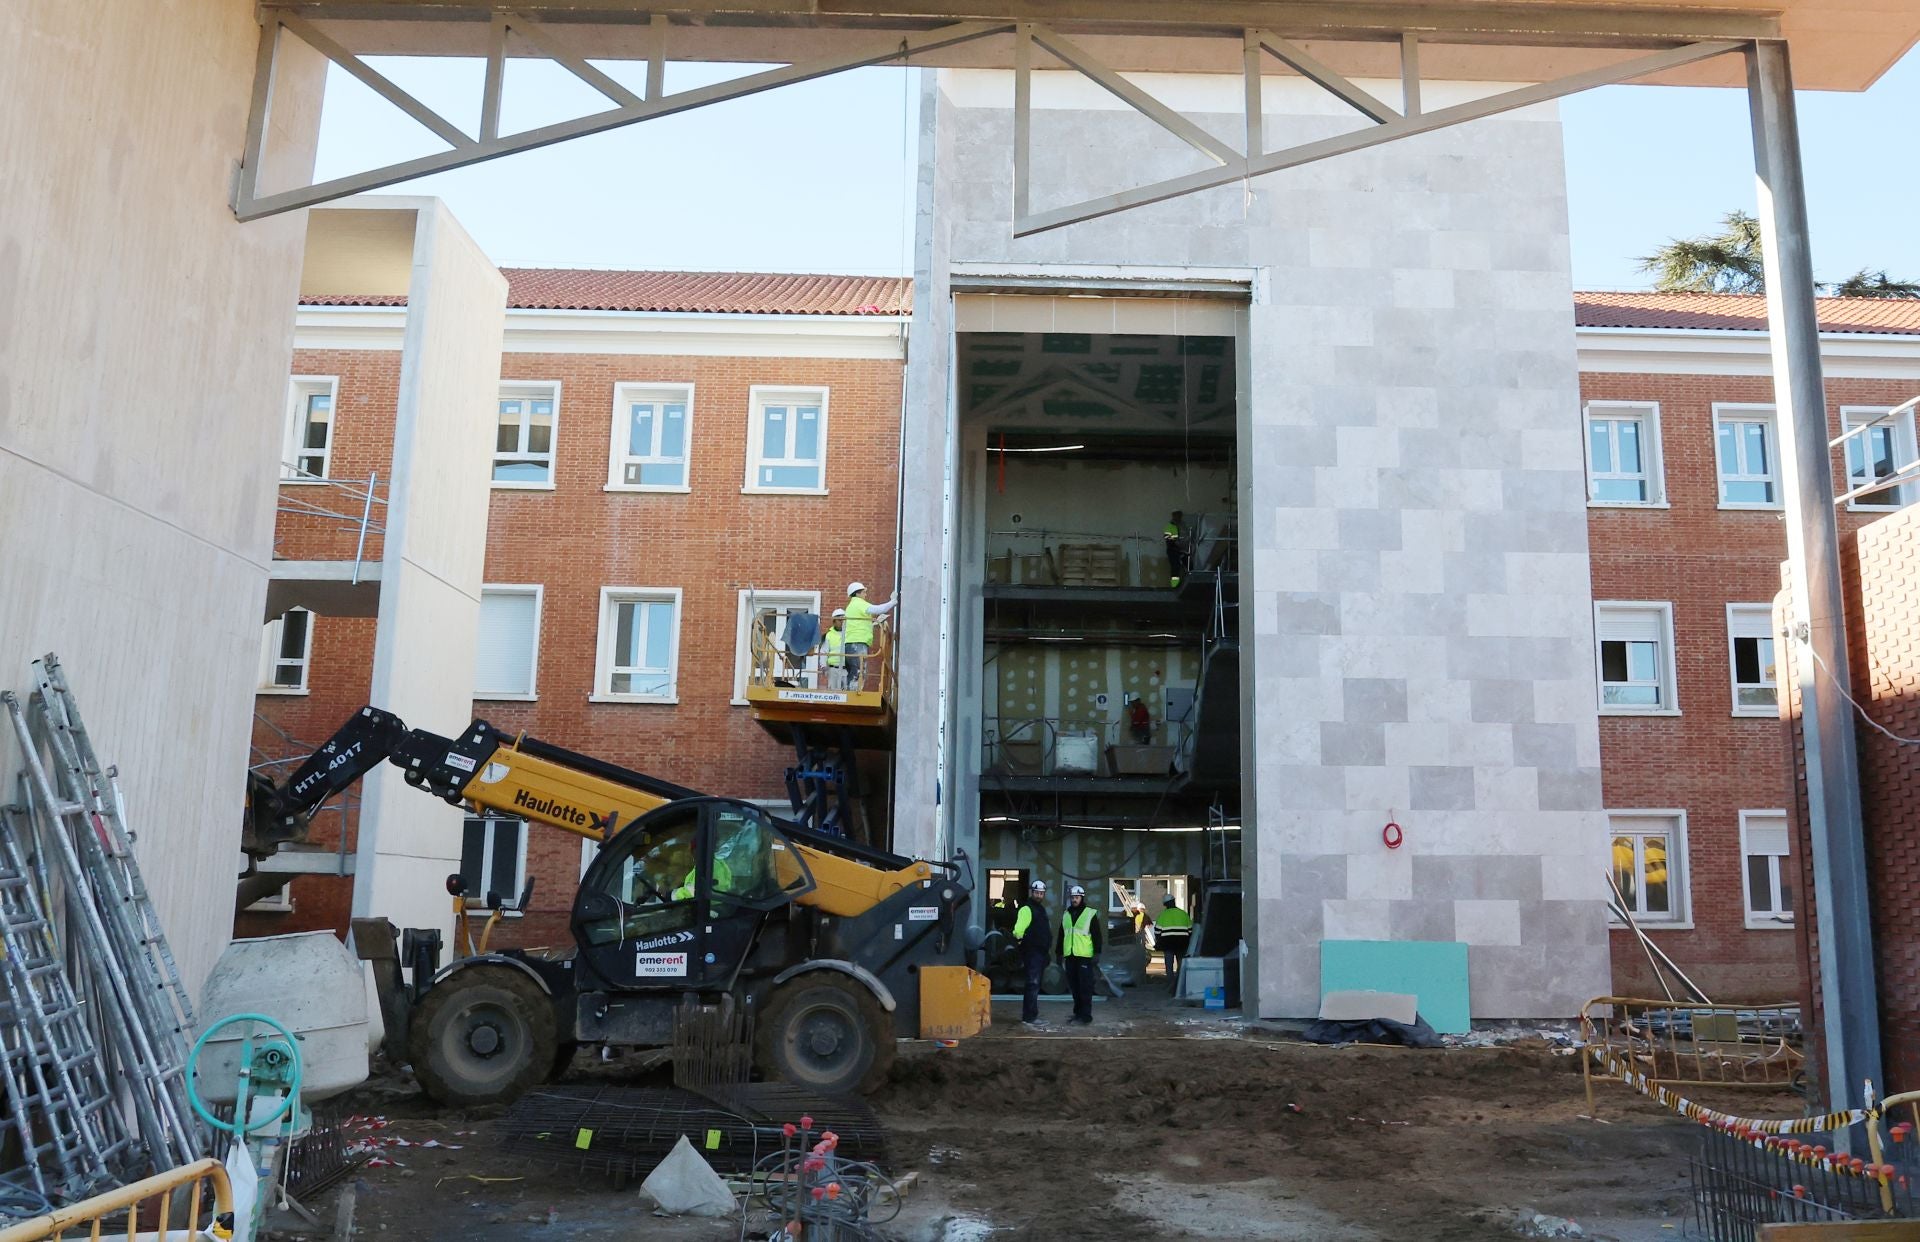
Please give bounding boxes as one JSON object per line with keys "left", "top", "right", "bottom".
{"left": 0, "top": 1159, "right": 233, "bottom": 1242}
{"left": 1580, "top": 995, "right": 1805, "bottom": 1116}
{"left": 746, "top": 613, "right": 893, "bottom": 703}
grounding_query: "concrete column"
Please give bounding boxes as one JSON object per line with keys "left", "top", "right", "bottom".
{"left": 1747, "top": 39, "right": 1882, "bottom": 1109}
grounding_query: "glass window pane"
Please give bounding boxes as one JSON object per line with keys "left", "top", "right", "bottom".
{"left": 763, "top": 464, "right": 821, "bottom": 490}
{"left": 638, "top": 461, "right": 684, "bottom": 488}
{"left": 1716, "top": 422, "right": 1738, "bottom": 476}
{"left": 615, "top": 601, "right": 637, "bottom": 667}
{"left": 645, "top": 601, "right": 674, "bottom": 669}
{"left": 1724, "top": 480, "right": 1771, "bottom": 505}
{"left": 496, "top": 402, "right": 522, "bottom": 454}
{"left": 489, "top": 821, "right": 521, "bottom": 901}
{"left": 1611, "top": 836, "right": 1636, "bottom": 910}
{"left": 1780, "top": 870, "right": 1793, "bottom": 912}
{"left": 1738, "top": 685, "right": 1777, "bottom": 709}
{"left": 1589, "top": 422, "right": 1612, "bottom": 473}
{"left": 1642, "top": 835, "right": 1669, "bottom": 914}
{"left": 460, "top": 818, "right": 487, "bottom": 898}
{"left": 1600, "top": 641, "right": 1628, "bottom": 683}
{"left": 1626, "top": 640, "right": 1658, "bottom": 683}
{"left": 762, "top": 406, "right": 789, "bottom": 461}
{"left": 494, "top": 459, "right": 548, "bottom": 484}
{"left": 527, "top": 404, "right": 553, "bottom": 455}
{"left": 1747, "top": 853, "right": 1774, "bottom": 913}
{"left": 1742, "top": 422, "right": 1770, "bottom": 474}
{"left": 1593, "top": 478, "right": 1646, "bottom": 503}
{"left": 793, "top": 406, "right": 821, "bottom": 461}
{"left": 1615, "top": 421, "right": 1642, "bottom": 473}
{"left": 304, "top": 412, "right": 330, "bottom": 451}
{"left": 278, "top": 611, "right": 308, "bottom": 660}
{"left": 660, "top": 404, "right": 686, "bottom": 459}
{"left": 630, "top": 404, "right": 655, "bottom": 458}
{"left": 1734, "top": 636, "right": 1761, "bottom": 685}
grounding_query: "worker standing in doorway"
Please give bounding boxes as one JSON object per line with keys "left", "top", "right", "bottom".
{"left": 842, "top": 582, "right": 896, "bottom": 688}
{"left": 1154, "top": 893, "right": 1194, "bottom": 990}
{"left": 1164, "top": 511, "right": 1187, "bottom": 589}
{"left": 823, "top": 609, "right": 848, "bottom": 689}
{"left": 1127, "top": 694, "right": 1152, "bottom": 745}
{"left": 1056, "top": 884, "right": 1104, "bottom": 1026}
{"left": 1012, "top": 879, "right": 1052, "bottom": 1027}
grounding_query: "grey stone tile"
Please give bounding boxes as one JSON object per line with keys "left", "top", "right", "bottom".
{"left": 1511, "top": 722, "right": 1578, "bottom": 770}
{"left": 1390, "top": 900, "right": 1457, "bottom": 942}
{"left": 1321, "top": 721, "right": 1386, "bottom": 766}
{"left": 1343, "top": 677, "right": 1409, "bottom": 723}
{"left": 1536, "top": 767, "right": 1603, "bottom": 811}
{"left": 1337, "top": 509, "right": 1405, "bottom": 552}
{"left": 1319, "top": 550, "right": 1381, "bottom": 593}
{"left": 1270, "top": 764, "right": 1346, "bottom": 811}
{"left": 1410, "top": 765, "right": 1476, "bottom": 810}
{"left": 1279, "top": 853, "right": 1348, "bottom": 901}
{"left": 1470, "top": 679, "right": 1536, "bottom": 725}
{"left": 1274, "top": 592, "right": 1343, "bottom": 636}
{"left": 1518, "top": 899, "right": 1610, "bottom": 949}
{"left": 1447, "top": 636, "right": 1575, "bottom": 681}
{"left": 1501, "top": 469, "right": 1588, "bottom": 513}
{"left": 1443, "top": 549, "right": 1508, "bottom": 594}
{"left": 1411, "top": 854, "right": 1544, "bottom": 902}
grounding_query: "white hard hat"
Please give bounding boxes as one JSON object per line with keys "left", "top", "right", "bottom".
{"left": 1069, "top": 884, "right": 1086, "bottom": 898}
{"left": 1029, "top": 879, "right": 1047, "bottom": 894}
{"left": 831, "top": 608, "right": 846, "bottom": 618}
{"left": 847, "top": 581, "right": 867, "bottom": 597}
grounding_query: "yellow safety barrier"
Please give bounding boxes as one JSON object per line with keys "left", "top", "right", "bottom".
{"left": 0, "top": 1159, "right": 232, "bottom": 1242}
{"left": 1580, "top": 995, "right": 1805, "bottom": 1116}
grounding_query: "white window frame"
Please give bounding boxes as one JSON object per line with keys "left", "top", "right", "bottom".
{"left": 1712, "top": 403, "right": 1783, "bottom": 511}
{"left": 1839, "top": 405, "right": 1918, "bottom": 512}
{"left": 1606, "top": 810, "right": 1691, "bottom": 928}
{"left": 733, "top": 589, "right": 823, "bottom": 704}
{"left": 1582, "top": 401, "right": 1666, "bottom": 507}
{"left": 494, "top": 381, "right": 560, "bottom": 490}
{"left": 283, "top": 376, "right": 338, "bottom": 483}
{"left": 1725, "top": 603, "right": 1779, "bottom": 719}
{"left": 246, "top": 885, "right": 295, "bottom": 914}
{"left": 461, "top": 814, "right": 528, "bottom": 917}
{"left": 1739, "top": 810, "right": 1795, "bottom": 930}
{"left": 592, "top": 586, "right": 683, "bottom": 704}
{"left": 607, "top": 383, "right": 694, "bottom": 493}
{"left": 258, "top": 608, "right": 314, "bottom": 695}
{"left": 744, "top": 385, "right": 831, "bottom": 496}
{"left": 474, "top": 584, "right": 544, "bottom": 702}
{"left": 1593, "top": 601, "right": 1680, "bottom": 716}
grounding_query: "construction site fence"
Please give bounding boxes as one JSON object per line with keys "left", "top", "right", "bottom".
{"left": 1580, "top": 996, "right": 1806, "bottom": 1116}
{"left": 0, "top": 1159, "right": 231, "bottom": 1242}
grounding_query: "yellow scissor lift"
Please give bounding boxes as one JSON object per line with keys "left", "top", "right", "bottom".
{"left": 744, "top": 613, "right": 896, "bottom": 843}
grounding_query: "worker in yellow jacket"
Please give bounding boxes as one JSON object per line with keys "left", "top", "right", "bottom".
{"left": 1011, "top": 879, "right": 1051, "bottom": 1027}
{"left": 1153, "top": 894, "right": 1194, "bottom": 990}
{"left": 823, "top": 609, "right": 847, "bottom": 689}
{"left": 842, "top": 582, "right": 896, "bottom": 688}
{"left": 1055, "top": 884, "right": 1105, "bottom": 1026}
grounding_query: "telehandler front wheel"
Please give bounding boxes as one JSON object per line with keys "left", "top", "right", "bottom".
{"left": 756, "top": 974, "right": 895, "bottom": 1095}
{"left": 408, "top": 965, "right": 557, "bottom": 1107}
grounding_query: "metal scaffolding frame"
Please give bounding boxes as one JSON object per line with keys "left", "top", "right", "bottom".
{"left": 230, "top": 2, "right": 1881, "bottom": 1114}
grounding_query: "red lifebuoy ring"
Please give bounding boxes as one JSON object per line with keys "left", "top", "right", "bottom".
{"left": 1382, "top": 820, "right": 1404, "bottom": 850}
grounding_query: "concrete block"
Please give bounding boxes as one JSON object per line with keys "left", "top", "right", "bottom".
{"left": 1343, "top": 677, "right": 1409, "bottom": 723}
{"left": 1410, "top": 765, "right": 1476, "bottom": 810}
{"left": 1453, "top": 898, "right": 1523, "bottom": 946}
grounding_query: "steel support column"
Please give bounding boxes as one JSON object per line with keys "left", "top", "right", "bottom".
{"left": 1746, "top": 38, "right": 1882, "bottom": 1112}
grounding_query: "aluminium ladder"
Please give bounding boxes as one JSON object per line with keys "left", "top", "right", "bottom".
{"left": 0, "top": 805, "right": 135, "bottom": 1210}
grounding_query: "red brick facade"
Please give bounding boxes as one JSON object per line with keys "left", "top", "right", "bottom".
{"left": 1581, "top": 370, "right": 1914, "bottom": 1000}
{"left": 240, "top": 324, "right": 902, "bottom": 946}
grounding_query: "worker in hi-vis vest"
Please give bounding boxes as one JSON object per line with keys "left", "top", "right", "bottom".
{"left": 1163, "top": 511, "right": 1187, "bottom": 589}
{"left": 1153, "top": 893, "right": 1194, "bottom": 990}
{"left": 842, "top": 582, "right": 896, "bottom": 689}
{"left": 823, "top": 609, "right": 848, "bottom": 689}
{"left": 1011, "top": 879, "right": 1052, "bottom": 1027}
{"left": 1055, "top": 884, "right": 1105, "bottom": 1026}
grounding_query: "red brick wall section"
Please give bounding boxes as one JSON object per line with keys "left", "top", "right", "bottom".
{"left": 1784, "top": 504, "right": 1920, "bottom": 1100}
{"left": 241, "top": 343, "right": 902, "bottom": 951}
{"left": 1581, "top": 373, "right": 1916, "bottom": 1001}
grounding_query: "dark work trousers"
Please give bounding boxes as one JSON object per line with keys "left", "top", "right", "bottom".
{"left": 1022, "top": 949, "right": 1047, "bottom": 1022}
{"left": 1166, "top": 543, "right": 1188, "bottom": 583}
{"left": 1064, "top": 957, "right": 1096, "bottom": 1023}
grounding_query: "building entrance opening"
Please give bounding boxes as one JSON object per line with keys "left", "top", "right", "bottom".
{"left": 958, "top": 315, "right": 1242, "bottom": 1009}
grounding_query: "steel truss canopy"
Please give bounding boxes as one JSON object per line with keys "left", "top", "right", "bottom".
{"left": 235, "top": 0, "right": 1920, "bottom": 221}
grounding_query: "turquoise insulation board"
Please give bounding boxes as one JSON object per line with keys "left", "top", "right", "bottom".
{"left": 1319, "top": 939, "right": 1471, "bottom": 1034}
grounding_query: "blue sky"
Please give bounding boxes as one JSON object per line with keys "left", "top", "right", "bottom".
{"left": 317, "top": 48, "right": 1920, "bottom": 290}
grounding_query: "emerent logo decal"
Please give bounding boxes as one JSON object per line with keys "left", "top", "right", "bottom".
{"left": 635, "top": 952, "right": 688, "bottom": 977}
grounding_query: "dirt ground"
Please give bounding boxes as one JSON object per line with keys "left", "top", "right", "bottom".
{"left": 315, "top": 993, "right": 1798, "bottom": 1241}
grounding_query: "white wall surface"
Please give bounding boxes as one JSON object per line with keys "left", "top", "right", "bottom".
{"left": 350, "top": 202, "right": 508, "bottom": 942}
{"left": 0, "top": 2, "right": 322, "bottom": 994}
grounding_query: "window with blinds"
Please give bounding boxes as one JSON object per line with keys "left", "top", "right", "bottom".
{"left": 474, "top": 586, "right": 541, "bottom": 699}
{"left": 1726, "top": 604, "right": 1778, "bottom": 717}
{"left": 1608, "top": 811, "right": 1687, "bottom": 924}
{"left": 1594, "top": 602, "right": 1677, "bottom": 714}
{"left": 1740, "top": 810, "right": 1794, "bottom": 928}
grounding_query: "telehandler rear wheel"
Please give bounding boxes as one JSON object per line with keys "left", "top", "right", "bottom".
{"left": 756, "top": 974, "right": 896, "bottom": 1095}
{"left": 408, "top": 965, "right": 557, "bottom": 1107}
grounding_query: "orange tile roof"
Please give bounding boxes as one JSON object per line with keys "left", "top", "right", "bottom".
{"left": 1575, "top": 291, "right": 1920, "bottom": 336}
{"left": 303, "top": 269, "right": 912, "bottom": 316}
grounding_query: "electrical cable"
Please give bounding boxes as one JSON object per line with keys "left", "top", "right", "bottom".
{"left": 1806, "top": 643, "right": 1920, "bottom": 746}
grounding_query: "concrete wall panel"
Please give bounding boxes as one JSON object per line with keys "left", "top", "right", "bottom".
{"left": 0, "top": 1, "right": 321, "bottom": 993}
